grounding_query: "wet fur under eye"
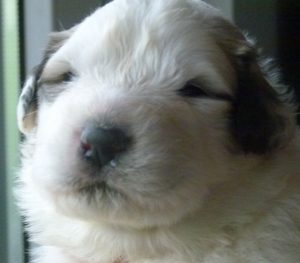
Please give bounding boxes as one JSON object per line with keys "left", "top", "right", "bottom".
{"left": 38, "top": 84, "right": 67, "bottom": 103}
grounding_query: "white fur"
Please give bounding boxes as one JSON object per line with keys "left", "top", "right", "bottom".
{"left": 17, "top": 0, "right": 300, "bottom": 262}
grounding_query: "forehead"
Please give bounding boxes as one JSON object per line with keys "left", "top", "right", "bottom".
{"left": 46, "top": 0, "right": 234, "bottom": 92}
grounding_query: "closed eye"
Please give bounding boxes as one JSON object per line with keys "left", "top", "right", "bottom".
{"left": 177, "top": 82, "right": 208, "bottom": 98}
{"left": 178, "top": 82, "right": 233, "bottom": 101}
{"left": 38, "top": 71, "right": 76, "bottom": 86}
{"left": 37, "top": 71, "right": 76, "bottom": 102}
{"left": 61, "top": 71, "right": 75, "bottom": 83}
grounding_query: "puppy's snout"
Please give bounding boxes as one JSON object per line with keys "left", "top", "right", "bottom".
{"left": 80, "top": 124, "right": 131, "bottom": 168}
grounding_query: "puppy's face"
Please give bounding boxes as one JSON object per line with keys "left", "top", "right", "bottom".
{"left": 18, "top": 0, "right": 294, "bottom": 228}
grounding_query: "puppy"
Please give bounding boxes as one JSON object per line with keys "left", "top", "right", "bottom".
{"left": 17, "top": 0, "right": 300, "bottom": 262}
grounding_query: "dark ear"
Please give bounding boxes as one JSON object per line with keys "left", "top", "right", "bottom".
{"left": 230, "top": 50, "right": 294, "bottom": 154}
{"left": 212, "top": 19, "right": 295, "bottom": 154}
{"left": 17, "top": 28, "right": 75, "bottom": 135}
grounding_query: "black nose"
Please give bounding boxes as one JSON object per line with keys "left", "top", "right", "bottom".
{"left": 80, "top": 125, "right": 131, "bottom": 168}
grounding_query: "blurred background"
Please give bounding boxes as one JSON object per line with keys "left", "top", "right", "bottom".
{"left": 0, "top": 0, "right": 299, "bottom": 262}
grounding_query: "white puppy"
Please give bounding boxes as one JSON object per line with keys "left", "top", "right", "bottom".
{"left": 17, "top": 0, "right": 300, "bottom": 262}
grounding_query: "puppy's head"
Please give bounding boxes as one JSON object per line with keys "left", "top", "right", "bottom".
{"left": 18, "top": 0, "right": 295, "bottom": 228}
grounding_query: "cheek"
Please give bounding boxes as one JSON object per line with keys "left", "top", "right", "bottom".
{"left": 150, "top": 101, "right": 232, "bottom": 180}
{"left": 31, "top": 87, "right": 129, "bottom": 191}
{"left": 119, "top": 103, "right": 218, "bottom": 189}
{"left": 32, "top": 99, "right": 86, "bottom": 191}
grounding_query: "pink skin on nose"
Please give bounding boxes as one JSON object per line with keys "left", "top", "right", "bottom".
{"left": 81, "top": 142, "right": 92, "bottom": 152}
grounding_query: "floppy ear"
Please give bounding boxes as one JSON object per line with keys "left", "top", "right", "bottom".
{"left": 230, "top": 48, "right": 295, "bottom": 154}
{"left": 17, "top": 29, "right": 75, "bottom": 135}
{"left": 17, "top": 75, "right": 38, "bottom": 135}
{"left": 212, "top": 19, "right": 295, "bottom": 154}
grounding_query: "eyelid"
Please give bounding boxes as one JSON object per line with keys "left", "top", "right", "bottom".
{"left": 38, "top": 71, "right": 76, "bottom": 86}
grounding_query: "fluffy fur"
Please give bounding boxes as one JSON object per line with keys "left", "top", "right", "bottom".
{"left": 17, "top": 0, "right": 300, "bottom": 262}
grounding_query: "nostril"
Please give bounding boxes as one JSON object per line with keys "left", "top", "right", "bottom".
{"left": 80, "top": 142, "right": 94, "bottom": 160}
{"left": 80, "top": 124, "right": 131, "bottom": 168}
{"left": 81, "top": 142, "right": 92, "bottom": 152}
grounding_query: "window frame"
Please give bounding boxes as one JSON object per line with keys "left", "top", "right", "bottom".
{"left": 1, "top": 0, "right": 24, "bottom": 262}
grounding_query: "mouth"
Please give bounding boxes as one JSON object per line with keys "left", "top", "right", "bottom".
{"left": 70, "top": 159, "right": 126, "bottom": 197}
{"left": 76, "top": 179, "right": 123, "bottom": 200}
